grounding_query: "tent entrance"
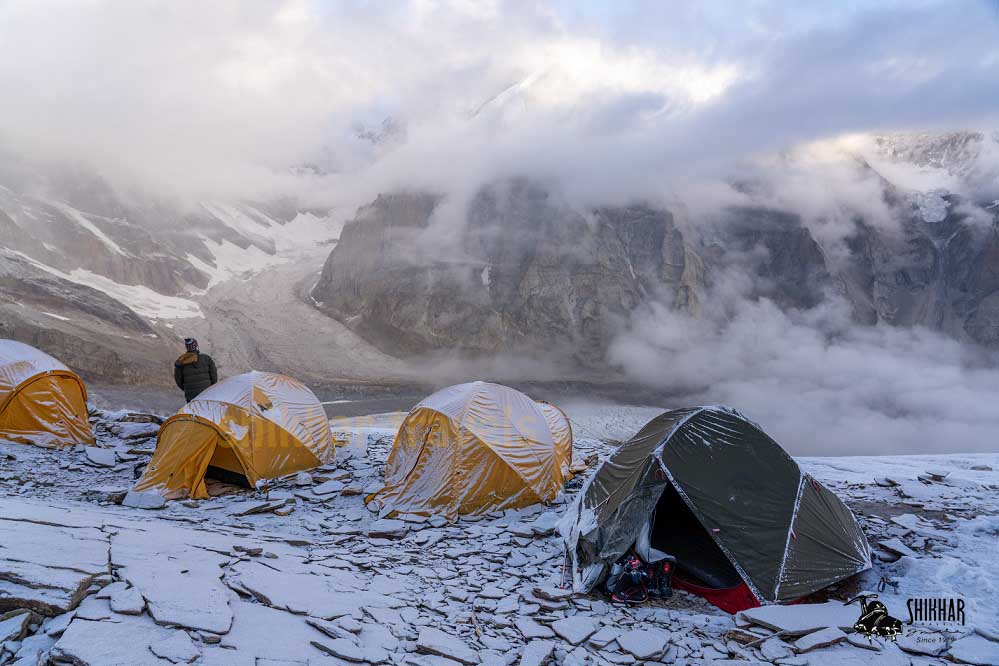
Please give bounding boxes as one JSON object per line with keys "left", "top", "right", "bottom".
{"left": 206, "top": 440, "right": 251, "bottom": 489}
{"left": 649, "top": 482, "right": 742, "bottom": 590}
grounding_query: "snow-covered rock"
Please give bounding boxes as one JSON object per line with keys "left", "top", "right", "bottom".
{"left": 616, "top": 629, "right": 670, "bottom": 660}
{"left": 794, "top": 627, "right": 847, "bottom": 653}
{"left": 122, "top": 490, "right": 166, "bottom": 510}
{"left": 949, "top": 633, "right": 999, "bottom": 665}
{"left": 551, "top": 616, "right": 599, "bottom": 645}
{"left": 149, "top": 631, "right": 200, "bottom": 663}
{"left": 416, "top": 627, "right": 479, "bottom": 665}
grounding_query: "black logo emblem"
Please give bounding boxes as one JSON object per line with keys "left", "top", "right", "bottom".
{"left": 845, "top": 594, "right": 903, "bottom": 641}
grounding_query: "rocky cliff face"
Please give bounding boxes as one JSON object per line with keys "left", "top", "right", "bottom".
{"left": 315, "top": 173, "right": 999, "bottom": 364}
{"left": 0, "top": 250, "right": 176, "bottom": 383}
{"left": 314, "top": 181, "right": 704, "bottom": 364}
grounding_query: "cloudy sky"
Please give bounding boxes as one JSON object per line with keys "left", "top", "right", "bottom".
{"left": 0, "top": 0, "right": 997, "bottom": 203}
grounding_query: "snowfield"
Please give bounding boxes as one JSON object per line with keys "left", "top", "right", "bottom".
{"left": 0, "top": 404, "right": 997, "bottom": 666}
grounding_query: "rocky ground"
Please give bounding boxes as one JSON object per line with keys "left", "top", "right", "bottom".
{"left": 1, "top": 404, "right": 998, "bottom": 666}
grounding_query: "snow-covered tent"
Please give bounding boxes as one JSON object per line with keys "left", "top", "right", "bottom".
{"left": 133, "top": 371, "right": 334, "bottom": 500}
{"left": 367, "top": 381, "right": 572, "bottom": 518}
{"left": 561, "top": 406, "right": 871, "bottom": 613}
{"left": 0, "top": 340, "right": 94, "bottom": 448}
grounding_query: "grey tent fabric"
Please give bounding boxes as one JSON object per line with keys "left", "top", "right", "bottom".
{"left": 560, "top": 405, "right": 871, "bottom": 606}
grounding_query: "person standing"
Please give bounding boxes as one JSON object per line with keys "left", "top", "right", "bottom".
{"left": 174, "top": 337, "right": 218, "bottom": 402}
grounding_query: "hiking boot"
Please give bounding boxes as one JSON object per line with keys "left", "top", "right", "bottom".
{"left": 649, "top": 558, "right": 676, "bottom": 599}
{"left": 611, "top": 585, "right": 649, "bottom": 604}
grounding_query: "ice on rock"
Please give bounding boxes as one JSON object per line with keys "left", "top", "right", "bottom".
{"left": 96, "top": 581, "right": 128, "bottom": 599}
{"left": 793, "top": 627, "right": 847, "bottom": 653}
{"left": 110, "top": 585, "right": 146, "bottom": 615}
{"left": 949, "top": 633, "right": 999, "bottom": 665}
{"left": 515, "top": 618, "right": 554, "bottom": 640}
{"left": 113, "top": 529, "right": 232, "bottom": 634}
{"left": 877, "top": 538, "right": 918, "bottom": 558}
{"left": 367, "top": 519, "right": 410, "bottom": 539}
{"left": 587, "top": 626, "right": 620, "bottom": 649}
{"left": 0, "top": 516, "right": 109, "bottom": 615}
{"left": 84, "top": 446, "right": 116, "bottom": 467}
{"left": 517, "top": 640, "right": 554, "bottom": 666}
{"left": 313, "top": 480, "right": 346, "bottom": 496}
{"left": 221, "top": 601, "right": 328, "bottom": 662}
{"left": 529, "top": 512, "right": 560, "bottom": 536}
{"left": 227, "top": 561, "right": 403, "bottom": 619}
{"left": 740, "top": 601, "right": 858, "bottom": 635}
{"left": 616, "top": 629, "right": 670, "bottom": 660}
{"left": 150, "top": 631, "right": 201, "bottom": 663}
{"left": 312, "top": 637, "right": 379, "bottom": 663}
{"left": 0, "top": 611, "right": 31, "bottom": 643}
{"left": 122, "top": 490, "right": 167, "bottom": 510}
{"left": 51, "top": 618, "right": 175, "bottom": 665}
{"left": 416, "top": 627, "right": 479, "bottom": 665}
{"left": 199, "top": 647, "right": 256, "bottom": 666}
{"left": 551, "top": 616, "right": 599, "bottom": 645}
{"left": 405, "top": 655, "right": 466, "bottom": 666}
{"left": 43, "top": 611, "right": 75, "bottom": 638}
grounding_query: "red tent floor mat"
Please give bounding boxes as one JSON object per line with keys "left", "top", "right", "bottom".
{"left": 673, "top": 576, "right": 760, "bottom": 614}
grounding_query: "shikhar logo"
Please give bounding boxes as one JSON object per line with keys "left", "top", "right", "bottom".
{"left": 845, "top": 594, "right": 903, "bottom": 641}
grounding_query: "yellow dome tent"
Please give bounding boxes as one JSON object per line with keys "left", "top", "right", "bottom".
{"left": 367, "top": 381, "right": 572, "bottom": 518}
{"left": 134, "top": 371, "right": 334, "bottom": 500}
{"left": 0, "top": 340, "right": 94, "bottom": 448}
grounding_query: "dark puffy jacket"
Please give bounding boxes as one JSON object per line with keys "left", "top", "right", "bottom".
{"left": 174, "top": 352, "right": 218, "bottom": 402}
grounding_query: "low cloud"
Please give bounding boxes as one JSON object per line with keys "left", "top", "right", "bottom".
{"left": 609, "top": 283, "right": 999, "bottom": 456}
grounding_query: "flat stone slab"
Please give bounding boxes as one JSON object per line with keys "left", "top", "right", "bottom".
{"left": 227, "top": 561, "right": 403, "bottom": 619}
{"left": 794, "top": 627, "right": 847, "bottom": 653}
{"left": 122, "top": 490, "right": 167, "bottom": 510}
{"left": 878, "top": 538, "right": 918, "bottom": 558}
{"left": 150, "top": 631, "right": 201, "bottom": 663}
{"left": 51, "top": 617, "right": 175, "bottom": 665}
{"left": 367, "top": 519, "right": 409, "bottom": 539}
{"left": 551, "top": 616, "right": 599, "bottom": 645}
{"left": 0, "top": 516, "right": 109, "bottom": 615}
{"left": 416, "top": 627, "right": 479, "bottom": 665}
{"left": 617, "top": 629, "right": 670, "bottom": 660}
{"left": 220, "top": 601, "right": 327, "bottom": 663}
{"left": 518, "top": 640, "right": 554, "bottom": 666}
{"left": 85, "top": 446, "right": 117, "bottom": 467}
{"left": 0, "top": 610, "right": 31, "bottom": 643}
{"left": 739, "top": 601, "right": 858, "bottom": 635}
{"left": 515, "top": 618, "right": 554, "bottom": 639}
{"left": 113, "top": 529, "right": 232, "bottom": 634}
{"left": 110, "top": 585, "right": 146, "bottom": 615}
{"left": 949, "top": 634, "right": 999, "bottom": 665}
{"left": 313, "top": 480, "right": 346, "bottom": 496}
{"left": 587, "top": 626, "right": 620, "bottom": 648}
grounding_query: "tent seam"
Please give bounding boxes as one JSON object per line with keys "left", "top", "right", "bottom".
{"left": 774, "top": 471, "right": 807, "bottom": 601}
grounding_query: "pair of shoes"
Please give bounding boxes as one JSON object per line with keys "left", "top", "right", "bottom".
{"left": 611, "top": 585, "right": 649, "bottom": 604}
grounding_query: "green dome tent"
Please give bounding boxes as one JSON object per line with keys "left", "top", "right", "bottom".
{"left": 560, "top": 405, "right": 871, "bottom": 613}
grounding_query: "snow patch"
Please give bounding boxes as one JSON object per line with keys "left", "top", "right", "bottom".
{"left": 910, "top": 190, "right": 950, "bottom": 223}
{"left": 47, "top": 200, "right": 128, "bottom": 256}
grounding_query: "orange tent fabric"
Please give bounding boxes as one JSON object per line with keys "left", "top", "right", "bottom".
{"left": 367, "top": 381, "right": 573, "bottom": 518}
{"left": 134, "top": 371, "right": 334, "bottom": 500}
{"left": 0, "top": 340, "right": 93, "bottom": 448}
